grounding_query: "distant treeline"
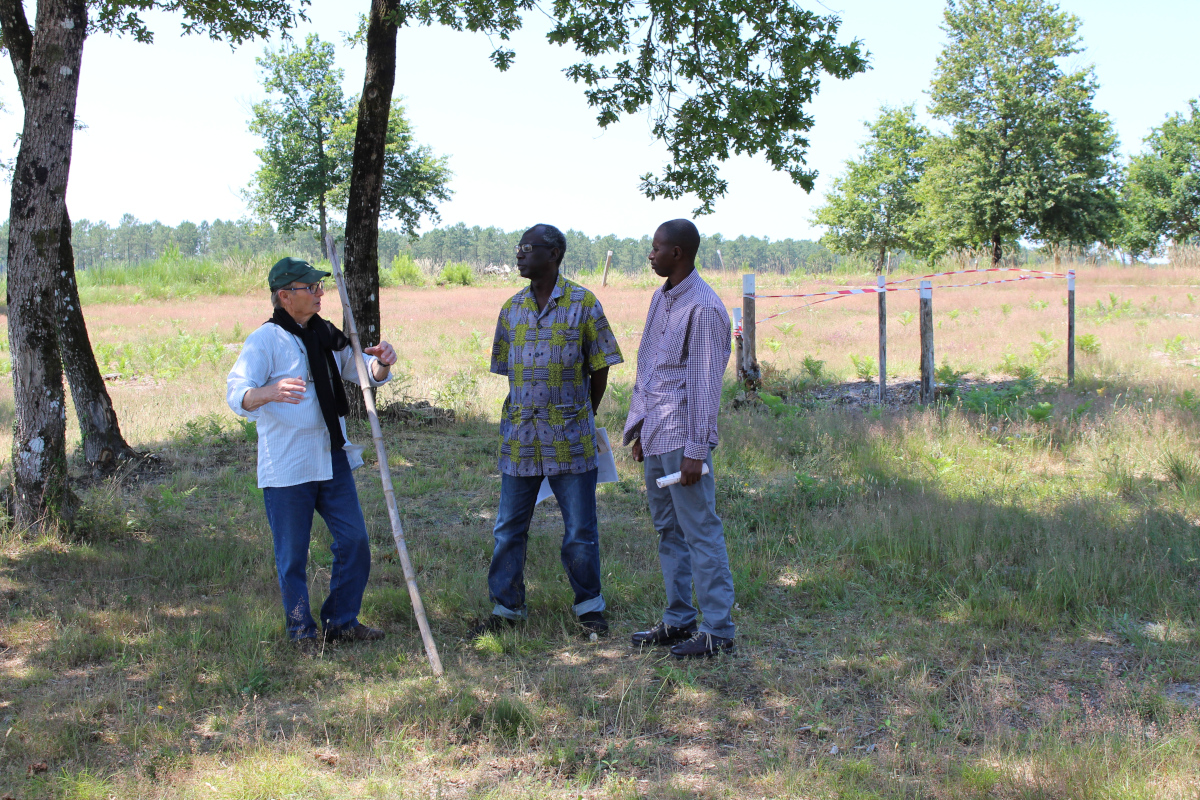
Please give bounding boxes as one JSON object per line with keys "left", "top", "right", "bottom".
{"left": 0, "top": 216, "right": 873, "bottom": 275}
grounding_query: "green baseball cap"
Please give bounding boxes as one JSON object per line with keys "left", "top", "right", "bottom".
{"left": 268, "top": 257, "right": 331, "bottom": 291}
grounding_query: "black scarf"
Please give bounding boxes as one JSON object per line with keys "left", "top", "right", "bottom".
{"left": 268, "top": 308, "right": 351, "bottom": 449}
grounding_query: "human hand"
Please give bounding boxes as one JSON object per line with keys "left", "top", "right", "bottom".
{"left": 270, "top": 376, "right": 307, "bottom": 404}
{"left": 364, "top": 342, "right": 397, "bottom": 366}
{"left": 631, "top": 439, "right": 643, "bottom": 462}
{"left": 679, "top": 457, "right": 705, "bottom": 486}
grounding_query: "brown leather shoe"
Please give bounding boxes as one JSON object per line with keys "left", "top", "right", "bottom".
{"left": 631, "top": 620, "right": 697, "bottom": 647}
{"left": 669, "top": 631, "right": 735, "bottom": 659}
{"left": 325, "top": 623, "right": 385, "bottom": 643}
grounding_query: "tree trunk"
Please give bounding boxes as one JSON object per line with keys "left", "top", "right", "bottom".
{"left": 1, "top": 0, "right": 138, "bottom": 474}
{"left": 57, "top": 209, "right": 139, "bottom": 470}
{"left": 991, "top": 234, "right": 1003, "bottom": 267}
{"left": 8, "top": 0, "right": 88, "bottom": 530}
{"left": 343, "top": 0, "right": 399, "bottom": 417}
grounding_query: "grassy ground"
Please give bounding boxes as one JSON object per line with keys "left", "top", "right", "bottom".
{"left": 1, "top": 263, "right": 1199, "bottom": 798}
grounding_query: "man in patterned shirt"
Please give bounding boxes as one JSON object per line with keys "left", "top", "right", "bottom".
{"left": 624, "top": 219, "right": 736, "bottom": 659}
{"left": 476, "top": 223, "right": 624, "bottom": 636}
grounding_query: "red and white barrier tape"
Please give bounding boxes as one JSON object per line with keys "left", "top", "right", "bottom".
{"left": 882, "top": 266, "right": 1067, "bottom": 285}
{"left": 749, "top": 271, "right": 1071, "bottom": 324}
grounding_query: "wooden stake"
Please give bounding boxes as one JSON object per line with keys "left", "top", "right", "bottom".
{"left": 919, "top": 280, "right": 934, "bottom": 405}
{"left": 326, "top": 235, "right": 443, "bottom": 677}
{"left": 742, "top": 273, "right": 760, "bottom": 387}
{"left": 732, "top": 307, "right": 744, "bottom": 382}
{"left": 600, "top": 250, "right": 612, "bottom": 287}
{"left": 1067, "top": 269, "right": 1076, "bottom": 387}
{"left": 877, "top": 275, "right": 887, "bottom": 403}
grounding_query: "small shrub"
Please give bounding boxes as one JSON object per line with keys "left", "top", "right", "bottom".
{"left": 850, "top": 354, "right": 876, "bottom": 382}
{"left": 776, "top": 321, "right": 796, "bottom": 335}
{"left": 387, "top": 253, "right": 424, "bottom": 287}
{"left": 763, "top": 337, "right": 783, "bottom": 353}
{"left": 935, "top": 362, "right": 967, "bottom": 387}
{"left": 998, "top": 353, "right": 1038, "bottom": 380}
{"left": 1026, "top": 401, "right": 1054, "bottom": 422}
{"left": 802, "top": 355, "right": 826, "bottom": 381}
{"left": 439, "top": 262, "right": 474, "bottom": 286}
{"left": 1162, "top": 335, "right": 1186, "bottom": 357}
{"left": 897, "top": 311, "right": 914, "bottom": 327}
{"left": 961, "top": 377, "right": 1036, "bottom": 416}
{"left": 1076, "top": 333, "right": 1100, "bottom": 355}
{"left": 1000, "top": 303, "right": 1012, "bottom": 317}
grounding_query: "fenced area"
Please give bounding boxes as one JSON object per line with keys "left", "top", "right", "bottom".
{"left": 0, "top": 260, "right": 1199, "bottom": 798}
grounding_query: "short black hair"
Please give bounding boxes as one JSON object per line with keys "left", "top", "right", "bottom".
{"left": 527, "top": 224, "right": 566, "bottom": 266}
{"left": 657, "top": 219, "right": 701, "bottom": 260}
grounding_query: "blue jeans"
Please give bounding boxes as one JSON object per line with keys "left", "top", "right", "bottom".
{"left": 488, "top": 469, "right": 605, "bottom": 620}
{"left": 262, "top": 449, "right": 371, "bottom": 640}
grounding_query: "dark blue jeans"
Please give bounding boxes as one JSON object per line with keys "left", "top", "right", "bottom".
{"left": 262, "top": 449, "right": 371, "bottom": 640}
{"left": 489, "top": 469, "right": 605, "bottom": 620}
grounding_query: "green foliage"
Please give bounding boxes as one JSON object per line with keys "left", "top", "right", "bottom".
{"left": 915, "top": 0, "right": 1121, "bottom": 262}
{"left": 551, "top": 0, "right": 867, "bottom": 212}
{"left": 438, "top": 262, "right": 474, "bottom": 286}
{"left": 246, "top": 35, "right": 348, "bottom": 244}
{"left": 850, "top": 354, "right": 876, "bottom": 382}
{"left": 998, "top": 352, "right": 1039, "bottom": 381}
{"left": 897, "top": 310, "right": 914, "bottom": 327}
{"left": 802, "top": 355, "right": 826, "bottom": 382}
{"left": 960, "top": 377, "right": 1037, "bottom": 415}
{"left": 246, "top": 35, "right": 450, "bottom": 244}
{"left": 328, "top": 100, "right": 453, "bottom": 237}
{"left": 1026, "top": 401, "right": 1055, "bottom": 422}
{"left": 934, "top": 362, "right": 967, "bottom": 387}
{"left": 1076, "top": 333, "right": 1101, "bottom": 355}
{"left": 813, "top": 105, "right": 931, "bottom": 268}
{"left": 381, "top": 253, "right": 425, "bottom": 287}
{"left": 1120, "top": 100, "right": 1200, "bottom": 257}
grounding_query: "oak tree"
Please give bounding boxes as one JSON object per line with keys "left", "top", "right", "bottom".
{"left": 1120, "top": 100, "right": 1200, "bottom": 258}
{"left": 917, "top": 0, "right": 1120, "bottom": 265}
{"left": 812, "top": 105, "right": 929, "bottom": 272}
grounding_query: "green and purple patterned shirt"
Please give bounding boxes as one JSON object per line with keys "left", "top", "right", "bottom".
{"left": 490, "top": 274, "right": 623, "bottom": 476}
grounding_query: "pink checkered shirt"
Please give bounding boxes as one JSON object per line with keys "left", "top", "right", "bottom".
{"left": 623, "top": 268, "right": 731, "bottom": 460}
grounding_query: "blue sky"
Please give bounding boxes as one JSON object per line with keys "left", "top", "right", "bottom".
{"left": 0, "top": 0, "right": 1196, "bottom": 240}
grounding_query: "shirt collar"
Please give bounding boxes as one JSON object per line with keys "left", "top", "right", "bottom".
{"left": 661, "top": 267, "right": 701, "bottom": 299}
{"left": 522, "top": 273, "right": 567, "bottom": 316}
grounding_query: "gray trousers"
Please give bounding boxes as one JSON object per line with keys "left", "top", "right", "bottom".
{"left": 644, "top": 447, "right": 736, "bottom": 639}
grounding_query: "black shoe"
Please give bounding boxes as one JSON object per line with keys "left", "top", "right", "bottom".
{"left": 579, "top": 611, "right": 609, "bottom": 637}
{"left": 669, "top": 631, "right": 735, "bottom": 660}
{"left": 631, "top": 620, "right": 697, "bottom": 647}
{"left": 470, "top": 615, "right": 518, "bottom": 636}
{"left": 324, "top": 623, "right": 385, "bottom": 643}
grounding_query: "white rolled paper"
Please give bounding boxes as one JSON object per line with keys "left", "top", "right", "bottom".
{"left": 656, "top": 463, "right": 711, "bottom": 488}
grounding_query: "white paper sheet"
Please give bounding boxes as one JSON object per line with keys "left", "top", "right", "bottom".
{"left": 536, "top": 427, "right": 617, "bottom": 505}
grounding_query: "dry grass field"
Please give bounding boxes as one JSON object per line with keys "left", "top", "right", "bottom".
{"left": 1, "top": 262, "right": 1199, "bottom": 799}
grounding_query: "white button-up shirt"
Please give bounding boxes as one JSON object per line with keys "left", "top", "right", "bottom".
{"left": 226, "top": 322, "right": 390, "bottom": 488}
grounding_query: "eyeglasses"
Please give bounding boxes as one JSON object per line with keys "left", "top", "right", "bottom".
{"left": 514, "top": 243, "right": 556, "bottom": 255}
{"left": 284, "top": 281, "right": 325, "bottom": 295}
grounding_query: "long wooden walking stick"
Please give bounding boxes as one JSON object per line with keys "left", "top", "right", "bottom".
{"left": 326, "top": 236, "right": 443, "bottom": 676}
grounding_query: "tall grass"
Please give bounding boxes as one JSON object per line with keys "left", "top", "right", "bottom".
{"left": 73, "top": 248, "right": 290, "bottom": 302}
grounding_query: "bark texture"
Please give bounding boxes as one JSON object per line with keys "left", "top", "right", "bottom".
{"left": 8, "top": 0, "right": 88, "bottom": 529}
{"left": 0, "top": 0, "right": 137, "bottom": 472}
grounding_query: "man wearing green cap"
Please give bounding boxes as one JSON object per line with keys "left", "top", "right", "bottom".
{"left": 227, "top": 257, "right": 397, "bottom": 652}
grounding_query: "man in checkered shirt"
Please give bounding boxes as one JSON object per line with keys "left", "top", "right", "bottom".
{"left": 624, "top": 219, "right": 736, "bottom": 659}
{"left": 475, "top": 224, "right": 624, "bottom": 637}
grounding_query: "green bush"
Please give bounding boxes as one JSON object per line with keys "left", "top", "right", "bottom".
{"left": 439, "top": 262, "right": 474, "bottom": 286}
{"left": 850, "top": 354, "right": 876, "bottom": 382}
{"left": 1076, "top": 333, "right": 1100, "bottom": 355}
{"left": 381, "top": 253, "right": 425, "bottom": 287}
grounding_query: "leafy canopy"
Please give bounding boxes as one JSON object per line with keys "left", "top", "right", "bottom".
{"left": 379, "top": 0, "right": 867, "bottom": 214}
{"left": 916, "top": 0, "right": 1119, "bottom": 261}
{"left": 1120, "top": 100, "right": 1200, "bottom": 257}
{"left": 246, "top": 34, "right": 451, "bottom": 241}
{"left": 92, "top": 0, "right": 309, "bottom": 45}
{"left": 812, "top": 105, "right": 929, "bottom": 268}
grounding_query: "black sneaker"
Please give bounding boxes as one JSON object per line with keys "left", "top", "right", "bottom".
{"left": 631, "top": 620, "right": 697, "bottom": 647}
{"left": 324, "top": 623, "right": 385, "bottom": 643}
{"left": 669, "top": 631, "right": 735, "bottom": 660}
{"left": 470, "top": 615, "right": 518, "bottom": 636}
{"left": 578, "top": 611, "right": 609, "bottom": 637}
